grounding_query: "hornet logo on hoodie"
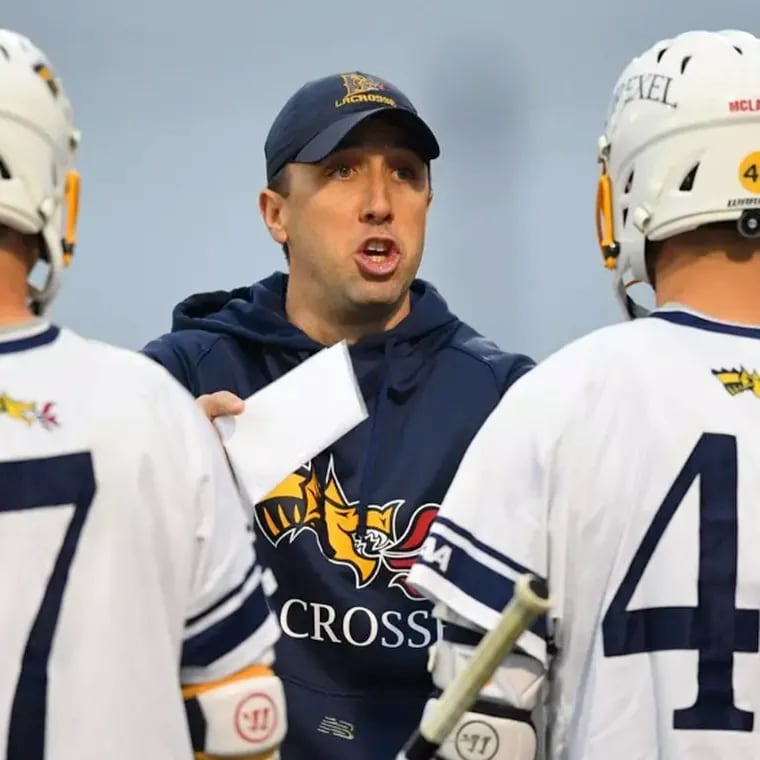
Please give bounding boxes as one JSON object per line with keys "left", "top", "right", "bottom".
{"left": 255, "top": 457, "right": 438, "bottom": 599}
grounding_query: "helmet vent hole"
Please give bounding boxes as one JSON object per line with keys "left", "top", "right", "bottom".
{"left": 0, "top": 156, "right": 11, "bottom": 180}
{"left": 680, "top": 56, "right": 691, "bottom": 74}
{"left": 679, "top": 163, "right": 700, "bottom": 192}
{"left": 656, "top": 47, "right": 668, "bottom": 63}
{"left": 624, "top": 170, "right": 635, "bottom": 194}
{"left": 734, "top": 45, "right": 744, "bottom": 55}
{"left": 622, "top": 207, "right": 629, "bottom": 226}
{"left": 0, "top": 46, "right": 8, "bottom": 62}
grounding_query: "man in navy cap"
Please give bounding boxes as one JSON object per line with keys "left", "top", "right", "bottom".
{"left": 144, "top": 70, "right": 534, "bottom": 759}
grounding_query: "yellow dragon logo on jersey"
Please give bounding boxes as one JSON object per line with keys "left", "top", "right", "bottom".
{"left": 712, "top": 367, "right": 760, "bottom": 397}
{"left": 0, "top": 392, "right": 59, "bottom": 429}
{"left": 255, "top": 458, "right": 438, "bottom": 599}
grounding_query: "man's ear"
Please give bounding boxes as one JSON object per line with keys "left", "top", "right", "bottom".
{"left": 259, "top": 189, "right": 289, "bottom": 246}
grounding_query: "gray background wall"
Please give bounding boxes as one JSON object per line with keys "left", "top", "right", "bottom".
{"left": 5, "top": 1, "right": 758, "bottom": 359}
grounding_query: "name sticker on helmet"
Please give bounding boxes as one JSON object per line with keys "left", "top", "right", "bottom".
{"left": 729, "top": 99, "right": 760, "bottom": 113}
{"left": 609, "top": 72, "right": 678, "bottom": 121}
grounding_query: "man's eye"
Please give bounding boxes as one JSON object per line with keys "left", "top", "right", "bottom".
{"left": 394, "top": 166, "right": 418, "bottom": 181}
{"left": 329, "top": 165, "right": 353, "bottom": 179}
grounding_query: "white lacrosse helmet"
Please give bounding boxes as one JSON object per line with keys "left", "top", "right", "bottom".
{"left": 0, "top": 29, "right": 81, "bottom": 313}
{"left": 596, "top": 29, "right": 760, "bottom": 318}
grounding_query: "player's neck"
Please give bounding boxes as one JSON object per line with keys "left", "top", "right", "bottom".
{"left": 655, "top": 240, "right": 760, "bottom": 326}
{"left": 284, "top": 277, "right": 411, "bottom": 346}
{"left": 0, "top": 295, "right": 33, "bottom": 327}
{"left": 0, "top": 249, "right": 34, "bottom": 327}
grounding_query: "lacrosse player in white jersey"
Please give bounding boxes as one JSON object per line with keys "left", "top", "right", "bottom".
{"left": 0, "top": 29, "right": 286, "bottom": 760}
{"left": 406, "top": 28, "right": 760, "bottom": 760}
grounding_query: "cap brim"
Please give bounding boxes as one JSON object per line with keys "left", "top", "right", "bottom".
{"left": 294, "top": 107, "right": 440, "bottom": 165}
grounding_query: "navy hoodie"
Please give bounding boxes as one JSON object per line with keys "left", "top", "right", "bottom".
{"left": 143, "top": 272, "right": 534, "bottom": 760}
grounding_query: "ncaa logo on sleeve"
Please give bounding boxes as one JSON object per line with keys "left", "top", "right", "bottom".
{"left": 419, "top": 535, "right": 452, "bottom": 573}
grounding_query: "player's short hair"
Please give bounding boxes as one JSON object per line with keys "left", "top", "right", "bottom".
{"left": 644, "top": 219, "right": 759, "bottom": 287}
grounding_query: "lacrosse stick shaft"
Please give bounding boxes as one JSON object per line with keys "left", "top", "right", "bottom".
{"left": 396, "top": 573, "right": 551, "bottom": 760}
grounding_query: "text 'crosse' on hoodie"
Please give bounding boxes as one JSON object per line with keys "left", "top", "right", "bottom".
{"left": 143, "top": 271, "right": 534, "bottom": 760}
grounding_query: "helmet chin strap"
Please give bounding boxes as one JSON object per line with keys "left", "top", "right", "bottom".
{"left": 27, "top": 263, "right": 54, "bottom": 317}
{"left": 595, "top": 155, "right": 621, "bottom": 272}
{"left": 26, "top": 169, "right": 80, "bottom": 316}
{"left": 597, "top": 141, "right": 653, "bottom": 321}
{"left": 62, "top": 169, "right": 79, "bottom": 265}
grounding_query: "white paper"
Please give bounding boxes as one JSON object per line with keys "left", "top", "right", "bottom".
{"left": 214, "top": 341, "right": 368, "bottom": 505}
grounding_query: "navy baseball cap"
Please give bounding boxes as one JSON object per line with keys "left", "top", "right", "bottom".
{"left": 264, "top": 71, "right": 440, "bottom": 183}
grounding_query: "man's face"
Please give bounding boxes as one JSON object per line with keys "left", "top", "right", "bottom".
{"left": 263, "top": 117, "right": 432, "bottom": 320}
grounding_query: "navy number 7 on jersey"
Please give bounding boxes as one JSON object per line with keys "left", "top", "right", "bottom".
{"left": 1, "top": 453, "right": 96, "bottom": 760}
{"left": 602, "top": 432, "right": 759, "bottom": 731}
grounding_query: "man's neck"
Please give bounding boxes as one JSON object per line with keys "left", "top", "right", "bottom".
{"left": 285, "top": 291, "right": 411, "bottom": 346}
{"left": 0, "top": 243, "right": 34, "bottom": 327}
{"left": 0, "top": 316, "right": 46, "bottom": 338}
{"left": 655, "top": 243, "right": 760, "bottom": 326}
{"left": 0, "top": 291, "right": 33, "bottom": 328}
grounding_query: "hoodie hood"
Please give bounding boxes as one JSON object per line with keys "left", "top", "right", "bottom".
{"left": 169, "top": 271, "right": 461, "bottom": 398}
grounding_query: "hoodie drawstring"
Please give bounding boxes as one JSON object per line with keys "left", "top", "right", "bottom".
{"left": 356, "top": 338, "right": 395, "bottom": 538}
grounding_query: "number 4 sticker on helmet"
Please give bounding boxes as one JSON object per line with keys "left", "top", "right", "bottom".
{"left": 738, "top": 151, "right": 760, "bottom": 193}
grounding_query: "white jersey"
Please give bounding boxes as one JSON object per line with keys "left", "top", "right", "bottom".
{"left": 409, "top": 306, "right": 760, "bottom": 760}
{"left": 0, "top": 321, "right": 279, "bottom": 760}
